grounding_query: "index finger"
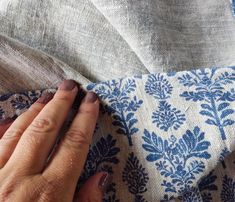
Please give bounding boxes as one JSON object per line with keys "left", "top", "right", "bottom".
{"left": 42, "top": 91, "right": 99, "bottom": 190}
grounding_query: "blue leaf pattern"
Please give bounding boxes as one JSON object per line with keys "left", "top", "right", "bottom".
{"left": 11, "top": 91, "right": 42, "bottom": 110}
{"left": 221, "top": 175, "right": 235, "bottom": 202}
{"left": 219, "top": 148, "right": 230, "bottom": 169}
{"left": 103, "top": 183, "right": 120, "bottom": 202}
{"left": 152, "top": 101, "right": 186, "bottom": 131}
{"left": 145, "top": 74, "right": 172, "bottom": 99}
{"left": 231, "top": 0, "right": 235, "bottom": 17}
{"left": 0, "top": 66, "right": 234, "bottom": 201}
{"left": 142, "top": 127, "right": 211, "bottom": 200}
{"left": 145, "top": 74, "right": 185, "bottom": 131}
{"left": 78, "top": 134, "right": 120, "bottom": 201}
{"left": 198, "top": 171, "right": 218, "bottom": 202}
{"left": 87, "top": 79, "right": 143, "bottom": 146}
{"left": 122, "top": 152, "right": 149, "bottom": 202}
{"left": 179, "top": 68, "right": 235, "bottom": 140}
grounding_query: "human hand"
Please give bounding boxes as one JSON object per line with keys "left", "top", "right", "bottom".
{"left": 0, "top": 80, "right": 111, "bottom": 202}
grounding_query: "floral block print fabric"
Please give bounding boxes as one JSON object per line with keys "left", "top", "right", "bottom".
{"left": 0, "top": 66, "right": 235, "bottom": 202}
{"left": 231, "top": 0, "right": 235, "bottom": 16}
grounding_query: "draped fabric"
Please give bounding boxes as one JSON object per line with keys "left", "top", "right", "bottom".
{"left": 0, "top": 66, "right": 234, "bottom": 201}
{"left": 1, "top": 1, "right": 235, "bottom": 201}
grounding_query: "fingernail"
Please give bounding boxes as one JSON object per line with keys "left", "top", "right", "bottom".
{"left": 0, "top": 117, "right": 14, "bottom": 125}
{"left": 98, "top": 172, "right": 112, "bottom": 193}
{"left": 36, "top": 92, "right": 54, "bottom": 104}
{"left": 58, "top": 79, "right": 77, "bottom": 91}
{"left": 84, "top": 92, "right": 98, "bottom": 103}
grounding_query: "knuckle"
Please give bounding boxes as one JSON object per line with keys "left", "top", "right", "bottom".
{"left": 78, "top": 105, "right": 97, "bottom": 115}
{"left": 0, "top": 174, "right": 20, "bottom": 201}
{"left": 63, "top": 129, "right": 90, "bottom": 149}
{"left": 54, "top": 93, "right": 74, "bottom": 103}
{"left": 40, "top": 175, "right": 58, "bottom": 193}
{"left": 38, "top": 175, "right": 59, "bottom": 202}
{"left": 28, "top": 104, "right": 43, "bottom": 114}
{"left": 29, "top": 117, "right": 57, "bottom": 134}
{"left": 1, "top": 128, "right": 23, "bottom": 142}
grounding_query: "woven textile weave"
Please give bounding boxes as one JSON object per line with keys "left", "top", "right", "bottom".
{"left": 0, "top": 66, "right": 234, "bottom": 201}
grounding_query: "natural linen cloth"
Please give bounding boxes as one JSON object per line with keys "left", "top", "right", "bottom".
{"left": 1, "top": 1, "right": 235, "bottom": 201}
{"left": 0, "top": 66, "right": 234, "bottom": 202}
{"left": 1, "top": 0, "right": 235, "bottom": 85}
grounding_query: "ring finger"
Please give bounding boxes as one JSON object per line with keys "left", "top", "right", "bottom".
{"left": 5, "top": 80, "right": 79, "bottom": 175}
{"left": 0, "top": 92, "right": 54, "bottom": 168}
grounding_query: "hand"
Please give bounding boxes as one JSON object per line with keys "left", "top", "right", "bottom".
{"left": 0, "top": 80, "right": 110, "bottom": 202}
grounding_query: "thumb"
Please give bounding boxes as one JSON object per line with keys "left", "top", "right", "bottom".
{"left": 75, "top": 172, "right": 112, "bottom": 202}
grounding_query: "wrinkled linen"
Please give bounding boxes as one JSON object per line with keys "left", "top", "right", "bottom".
{"left": 1, "top": 0, "right": 235, "bottom": 84}
{"left": 0, "top": 66, "right": 235, "bottom": 201}
{"left": 1, "top": 0, "right": 235, "bottom": 201}
{"left": 0, "top": 34, "right": 89, "bottom": 94}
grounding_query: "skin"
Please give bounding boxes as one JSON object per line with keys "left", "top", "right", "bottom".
{"left": 0, "top": 80, "right": 105, "bottom": 202}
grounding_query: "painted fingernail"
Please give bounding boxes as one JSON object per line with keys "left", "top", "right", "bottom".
{"left": 36, "top": 92, "right": 54, "bottom": 104}
{"left": 84, "top": 92, "right": 98, "bottom": 103}
{"left": 0, "top": 117, "right": 14, "bottom": 125}
{"left": 58, "top": 79, "right": 78, "bottom": 91}
{"left": 98, "top": 172, "right": 112, "bottom": 193}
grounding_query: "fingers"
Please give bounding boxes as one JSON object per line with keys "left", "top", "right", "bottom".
{"left": 43, "top": 92, "right": 99, "bottom": 191}
{"left": 0, "top": 92, "right": 54, "bottom": 168}
{"left": 74, "top": 172, "right": 112, "bottom": 202}
{"left": 5, "top": 80, "right": 79, "bottom": 174}
{"left": 0, "top": 118, "right": 14, "bottom": 138}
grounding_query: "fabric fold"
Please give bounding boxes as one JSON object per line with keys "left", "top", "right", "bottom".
{"left": 0, "top": 66, "right": 234, "bottom": 201}
{"left": 0, "top": 34, "right": 90, "bottom": 94}
{"left": 90, "top": 0, "right": 235, "bottom": 73}
{"left": 0, "top": 0, "right": 147, "bottom": 82}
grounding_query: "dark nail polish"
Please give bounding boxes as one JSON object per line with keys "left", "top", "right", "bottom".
{"left": 58, "top": 80, "right": 77, "bottom": 91}
{"left": 0, "top": 117, "right": 14, "bottom": 125}
{"left": 36, "top": 92, "right": 54, "bottom": 104}
{"left": 98, "top": 172, "right": 112, "bottom": 193}
{"left": 84, "top": 92, "right": 98, "bottom": 103}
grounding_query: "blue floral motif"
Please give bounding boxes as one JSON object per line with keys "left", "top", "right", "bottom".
{"left": 142, "top": 126, "right": 211, "bottom": 199}
{"left": 12, "top": 91, "right": 42, "bottom": 110}
{"left": 220, "top": 88, "right": 235, "bottom": 102}
{"left": 79, "top": 134, "right": 120, "bottom": 181}
{"left": 198, "top": 170, "right": 218, "bottom": 202}
{"left": 160, "top": 195, "right": 175, "bottom": 202}
{"left": 219, "top": 148, "right": 230, "bottom": 169}
{"left": 0, "top": 93, "right": 14, "bottom": 102}
{"left": 122, "top": 152, "right": 149, "bottom": 202}
{"left": 103, "top": 183, "right": 120, "bottom": 202}
{"left": 78, "top": 134, "right": 120, "bottom": 201}
{"left": 145, "top": 74, "right": 185, "bottom": 131}
{"left": 178, "top": 186, "right": 203, "bottom": 202}
{"left": 0, "top": 90, "right": 43, "bottom": 111}
{"left": 87, "top": 79, "right": 143, "bottom": 146}
{"left": 152, "top": 101, "right": 186, "bottom": 131}
{"left": 145, "top": 74, "right": 173, "bottom": 99}
{"left": 221, "top": 175, "right": 235, "bottom": 202}
{"left": 231, "top": 0, "right": 235, "bottom": 16}
{"left": 179, "top": 68, "right": 235, "bottom": 140}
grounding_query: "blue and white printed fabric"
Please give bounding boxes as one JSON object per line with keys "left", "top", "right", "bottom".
{"left": 231, "top": 0, "right": 235, "bottom": 16}
{"left": 0, "top": 66, "right": 235, "bottom": 202}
